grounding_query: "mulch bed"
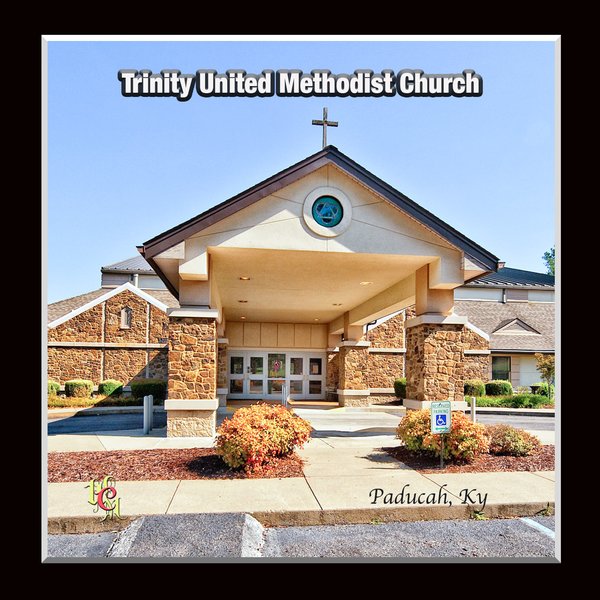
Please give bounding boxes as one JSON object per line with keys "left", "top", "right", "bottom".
{"left": 383, "top": 445, "right": 555, "bottom": 473}
{"left": 48, "top": 448, "right": 304, "bottom": 483}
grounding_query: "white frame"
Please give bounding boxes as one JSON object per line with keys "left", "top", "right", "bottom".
{"left": 302, "top": 186, "right": 353, "bottom": 238}
{"left": 227, "top": 349, "right": 327, "bottom": 401}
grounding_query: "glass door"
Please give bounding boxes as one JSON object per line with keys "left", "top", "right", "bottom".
{"left": 267, "top": 353, "right": 286, "bottom": 400}
{"left": 228, "top": 354, "right": 245, "bottom": 398}
{"left": 248, "top": 354, "right": 265, "bottom": 396}
{"left": 307, "top": 356, "right": 325, "bottom": 399}
{"left": 288, "top": 355, "right": 305, "bottom": 400}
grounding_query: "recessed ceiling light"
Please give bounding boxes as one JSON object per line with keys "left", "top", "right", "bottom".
{"left": 332, "top": 303, "right": 342, "bottom": 306}
{"left": 314, "top": 318, "right": 320, "bottom": 321}
{"left": 359, "top": 281, "right": 373, "bottom": 286}
{"left": 240, "top": 316, "right": 246, "bottom": 320}
{"left": 239, "top": 276, "right": 251, "bottom": 281}
{"left": 238, "top": 300, "right": 248, "bottom": 303}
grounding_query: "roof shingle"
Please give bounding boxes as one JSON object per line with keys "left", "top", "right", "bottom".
{"left": 48, "top": 287, "right": 179, "bottom": 323}
{"left": 454, "top": 300, "right": 554, "bottom": 352}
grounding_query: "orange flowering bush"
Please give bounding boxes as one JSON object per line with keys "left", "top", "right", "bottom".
{"left": 215, "top": 403, "right": 312, "bottom": 473}
{"left": 397, "top": 409, "right": 489, "bottom": 462}
{"left": 486, "top": 424, "right": 541, "bottom": 456}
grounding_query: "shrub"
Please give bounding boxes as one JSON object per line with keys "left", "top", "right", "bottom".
{"left": 532, "top": 382, "right": 554, "bottom": 398}
{"left": 397, "top": 409, "right": 489, "bottom": 462}
{"left": 98, "top": 379, "right": 123, "bottom": 396}
{"left": 130, "top": 379, "right": 167, "bottom": 400}
{"left": 485, "top": 380, "right": 513, "bottom": 396}
{"left": 394, "top": 377, "right": 407, "bottom": 399}
{"left": 486, "top": 424, "right": 542, "bottom": 456}
{"left": 64, "top": 379, "right": 94, "bottom": 398}
{"left": 473, "top": 394, "right": 550, "bottom": 408}
{"left": 502, "top": 393, "right": 549, "bottom": 408}
{"left": 48, "top": 380, "right": 60, "bottom": 396}
{"left": 216, "top": 403, "right": 312, "bottom": 473}
{"left": 464, "top": 379, "right": 485, "bottom": 397}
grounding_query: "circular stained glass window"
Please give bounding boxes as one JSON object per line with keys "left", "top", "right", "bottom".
{"left": 312, "top": 196, "right": 344, "bottom": 227}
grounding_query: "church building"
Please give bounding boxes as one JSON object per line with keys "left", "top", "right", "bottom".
{"left": 48, "top": 145, "right": 555, "bottom": 438}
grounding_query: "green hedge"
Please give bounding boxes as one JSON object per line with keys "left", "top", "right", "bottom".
{"left": 531, "top": 382, "right": 554, "bottom": 397}
{"left": 394, "top": 377, "right": 406, "bottom": 399}
{"left": 130, "top": 379, "right": 167, "bottom": 400}
{"left": 64, "top": 379, "right": 94, "bottom": 398}
{"left": 98, "top": 379, "right": 123, "bottom": 396}
{"left": 464, "top": 379, "right": 485, "bottom": 397}
{"left": 485, "top": 380, "right": 513, "bottom": 396}
{"left": 474, "top": 394, "right": 550, "bottom": 409}
{"left": 48, "top": 380, "right": 60, "bottom": 396}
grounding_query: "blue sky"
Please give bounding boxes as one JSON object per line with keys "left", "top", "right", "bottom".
{"left": 47, "top": 38, "right": 556, "bottom": 303}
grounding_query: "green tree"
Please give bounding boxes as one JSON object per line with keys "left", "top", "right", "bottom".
{"left": 535, "top": 353, "right": 555, "bottom": 400}
{"left": 542, "top": 247, "right": 555, "bottom": 275}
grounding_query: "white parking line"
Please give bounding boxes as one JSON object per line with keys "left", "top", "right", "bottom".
{"left": 520, "top": 517, "right": 555, "bottom": 540}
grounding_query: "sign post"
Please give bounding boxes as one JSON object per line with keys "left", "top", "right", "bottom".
{"left": 430, "top": 401, "right": 452, "bottom": 469}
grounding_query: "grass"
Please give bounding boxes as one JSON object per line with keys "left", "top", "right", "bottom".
{"left": 471, "top": 394, "right": 553, "bottom": 409}
{"left": 48, "top": 395, "right": 164, "bottom": 409}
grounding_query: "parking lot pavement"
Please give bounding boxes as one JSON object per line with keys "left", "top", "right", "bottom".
{"left": 45, "top": 515, "right": 556, "bottom": 559}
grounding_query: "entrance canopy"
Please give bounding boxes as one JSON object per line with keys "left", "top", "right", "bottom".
{"left": 139, "top": 146, "right": 498, "bottom": 334}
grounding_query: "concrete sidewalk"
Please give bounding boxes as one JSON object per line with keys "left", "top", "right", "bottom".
{"left": 47, "top": 407, "right": 555, "bottom": 529}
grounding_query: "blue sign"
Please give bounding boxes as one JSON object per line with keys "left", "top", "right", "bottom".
{"left": 431, "top": 401, "right": 452, "bottom": 434}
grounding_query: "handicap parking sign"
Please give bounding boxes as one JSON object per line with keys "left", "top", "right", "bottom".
{"left": 431, "top": 401, "right": 451, "bottom": 434}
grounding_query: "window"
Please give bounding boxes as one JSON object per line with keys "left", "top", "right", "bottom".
{"left": 120, "top": 307, "right": 132, "bottom": 329}
{"left": 492, "top": 356, "right": 511, "bottom": 381}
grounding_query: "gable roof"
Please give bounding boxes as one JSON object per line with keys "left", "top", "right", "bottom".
{"left": 47, "top": 283, "right": 179, "bottom": 328}
{"left": 468, "top": 267, "right": 554, "bottom": 288}
{"left": 102, "top": 255, "right": 154, "bottom": 274}
{"left": 454, "top": 300, "right": 554, "bottom": 352}
{"left": 139, "top": 145, "right": 499, "bottom": 273}
{"left": 492, "top": 318, "right": 541, "bottom": 335}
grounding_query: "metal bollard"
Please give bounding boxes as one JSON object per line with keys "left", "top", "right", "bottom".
{"left": 143, "top": 394, "right": 154, "bottom": 434}
{"left": 470, "top": 396, "right": 477, "bottom": 423}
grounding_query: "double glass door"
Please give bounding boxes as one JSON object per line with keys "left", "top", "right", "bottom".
{"left": 228, "top": 351, "right": 326, "bottom": 400}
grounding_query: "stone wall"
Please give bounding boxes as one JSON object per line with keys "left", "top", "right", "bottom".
{"left": 366, "top": 352, "right": 404, "bottom": 388}
{"left": 48, "top": 289, "right": 169, "bottom": 386}
{"left": 48, "top": 347, "right": 102, "bottom": 383}
{"left": 462, "top": 327, "right": 490, "bottom": 381}
{"left": 168, "top": 317, "right": 216, "bottom": 400}
{"left": 217, "top": 343, "right": 228, "bottom": 389}
{"left": 338, "top": 345, "right": 369, "bottom": 390}
{"left": 326, "top": 352, "right": 339, "bottom": 393}
{"left": 149, "top": 305, "right": 169, "bottom": 343}
{"left": 104, "top": 349, "right": 149, "bottom": 383}
{"left": 104, "top": 290, "right": 148, "bottom": 343}
{"left": 167, "top": 410, "right": 216, "bottom": 437}
{"left": 147, "top": 350, "right": 169, "bottom": 380}
{"left": 48, "top": 303, "right": 103, "bottom": 342}
{"left": 464, "top": 355, "right": 490, "bottom": 381}
{"left": 366, "top": 313, "right": 405, "bottom": 348}
{"left": 405, "top": 323, "right": 465, "bottom": 403}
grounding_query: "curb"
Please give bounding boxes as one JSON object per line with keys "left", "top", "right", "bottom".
{"left": 48, "top": 406, "right": 167, "bottom": 420}
{"left": 47, "top": 502, "right": 553, "bottom": 534}
{"left": 48, "top": 405, "right": 554, "bottom": 419}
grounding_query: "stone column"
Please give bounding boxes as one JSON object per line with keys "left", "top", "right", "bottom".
{"left": 337, "top": 341, "right": 371, "bottom": 407}
{"left": 216, "top": 338, "right": 229, "bottom": 408}
{"left": 404, "top": 314, "right": 468, "bottom": 411}
{"left": 165, "top": 313, "right": 219, "bottom": 437}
